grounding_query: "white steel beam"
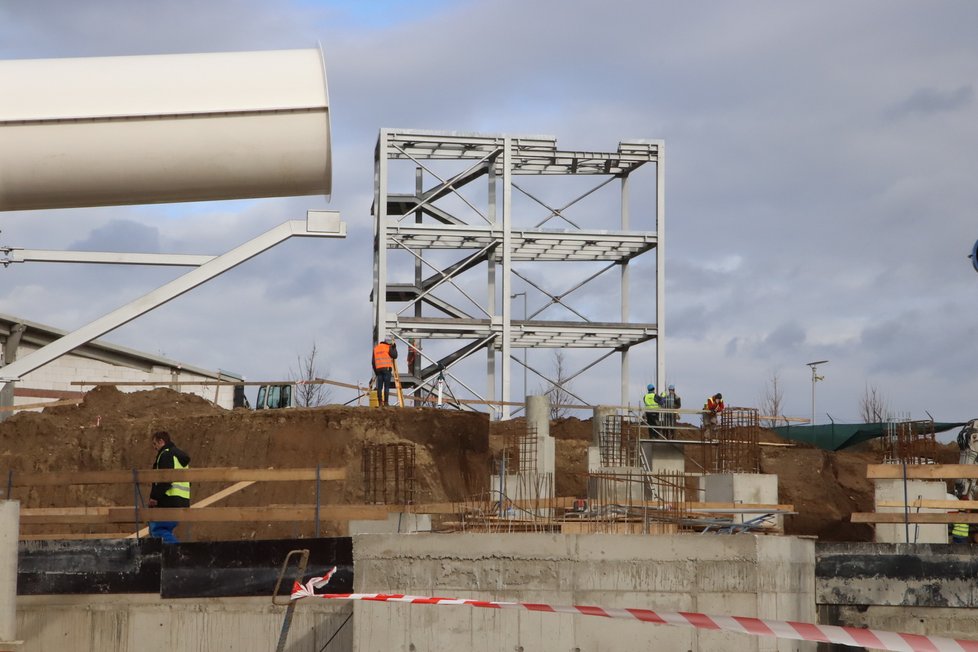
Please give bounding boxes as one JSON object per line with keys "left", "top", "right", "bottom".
{"left": 500, "top": 137, "right": 513, "bottom": 419}
{"left": 655, "top": 141, "right": 666, "bottom": 390}
{"left": 2, "top": 249, "right": 215, "bottom": 266}
{"left": 0, "top": 216, "right": 345, "bottom": 382}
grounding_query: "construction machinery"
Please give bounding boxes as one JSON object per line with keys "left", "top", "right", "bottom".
{"left": 255, "top": 384, "right": 296, "bottom": 410}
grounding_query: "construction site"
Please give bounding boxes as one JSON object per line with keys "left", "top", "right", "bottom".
{"left": 2, "top": 47, "right": 978, "bottom": 652}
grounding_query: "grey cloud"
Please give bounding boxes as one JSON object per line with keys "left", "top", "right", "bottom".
{"left": 725, "top": 338, "right": 740, "bottom": 356}
{"left": 762, "top": 322, "right": 806, "bottom": 352}
{"left": 886, "top": 86, "right": 974, "bottom": 119}
{"left": 70, "top": 219, "right": 161, "bottom": 253}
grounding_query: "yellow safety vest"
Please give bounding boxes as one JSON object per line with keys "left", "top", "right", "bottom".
{"left": 158, "top": 449, "right": 191, "bottom": 500}
{"left": 643, "top": 393, "right": 659, "bottom": 409}
{"left": 952, "top": 522, "right": 969, "bottom": 538}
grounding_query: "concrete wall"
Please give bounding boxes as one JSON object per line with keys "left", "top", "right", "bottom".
{"left": 16, "top": 594, "right": 352, "bottom": 652}
{"left": 351, "top": 533, "right": 816, "bottom": 652}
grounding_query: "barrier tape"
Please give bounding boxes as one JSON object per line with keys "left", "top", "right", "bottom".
{"left": 292, "top": 568, "right": 978, "bottom": 651}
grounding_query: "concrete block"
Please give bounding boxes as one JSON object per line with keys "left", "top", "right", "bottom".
{"left": 874, "top": 479, "right": 948, "bottom": 543}
{"left": 640, "top": 440, "right": 686, "bottom": 475}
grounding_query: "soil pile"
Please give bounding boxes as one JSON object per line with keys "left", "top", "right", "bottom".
{"left": 0, "top": 387, "right": 961, "bottom": 542}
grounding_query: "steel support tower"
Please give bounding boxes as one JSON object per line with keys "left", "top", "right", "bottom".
{"left": 372, "top": 129, "right": 663, "bottom": 419}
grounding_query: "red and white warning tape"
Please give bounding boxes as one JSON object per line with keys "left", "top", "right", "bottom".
{"left": 292, "top": 568, "right": 978, "bottom": 651}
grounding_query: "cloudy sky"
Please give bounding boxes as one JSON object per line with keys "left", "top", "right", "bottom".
{"left": 1, "top": 1, "right": 977, "bottom": 425}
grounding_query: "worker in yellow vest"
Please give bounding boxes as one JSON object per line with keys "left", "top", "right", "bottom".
{"left": 149, "top": 430, "right": 191, "bottom": 544}
{"left": 951, "top": 521, "right": 970, "bottom": 544}
{"left": 947, "top": 492, "right": 970, "bottom": 544}
{"left": 643, "top": 384, "right": 661, "bottom": 429}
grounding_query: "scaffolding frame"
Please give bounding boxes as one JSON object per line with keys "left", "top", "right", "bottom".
{"left": 372, "top": 129, "right": 664, "bottom": 419}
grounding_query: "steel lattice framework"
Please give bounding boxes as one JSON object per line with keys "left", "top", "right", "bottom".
{"left": 372, "top": 129, "right": 664, "bottom": 418}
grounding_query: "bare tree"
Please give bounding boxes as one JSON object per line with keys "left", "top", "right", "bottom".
{"left": 759, "top": 370, "right": 785, "bottom": 428}
{"left": 290, "top": 342, "right": 331, "bottom": 407}
{"left": 545, "top": 350, "right": 574, "bottom": 420}
{"left": 860, "top": 383, "right": 890, "bottom": 423}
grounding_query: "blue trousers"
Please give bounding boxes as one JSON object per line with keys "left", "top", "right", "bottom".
{"left": 150, "top": 520, "right": 179, "bottom": 544}
{"left": 376, "top": 368, "right": 393, "bottom": 405}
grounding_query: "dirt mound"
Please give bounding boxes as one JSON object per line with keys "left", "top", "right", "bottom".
{"left": 0, "top": 387, "right": 489, "bottom": 540}
{"left": 4, "top": 387, "right": 954, "bottom": 543}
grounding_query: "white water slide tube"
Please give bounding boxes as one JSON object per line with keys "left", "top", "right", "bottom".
{"left": 0, "top": 48, "right": 332, "bottom": 210}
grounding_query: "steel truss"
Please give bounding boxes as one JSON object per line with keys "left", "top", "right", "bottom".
{"left": 373, "top": 129, "right": 664, "bottom": 419}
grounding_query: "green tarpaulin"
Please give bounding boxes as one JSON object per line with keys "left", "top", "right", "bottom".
{"left": 770, "top": 422, "right": 967, "bottom": 451}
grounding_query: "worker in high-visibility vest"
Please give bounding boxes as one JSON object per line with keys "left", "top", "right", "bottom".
{"left": 372, "top": 337, "right": 398, "bottom": 407}
{"left": 149, "top": 430, "right": 191, "bottom": 544}
{"left": 643, "top": 384, "right": 661, "bottom": 429}
{"left": 951, "top": 521, "right": 970, "bottom": 544}
{"left": 703, "top": 393, "right": 724, "bottom": 428}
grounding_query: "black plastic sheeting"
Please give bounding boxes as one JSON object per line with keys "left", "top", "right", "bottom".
{"left": 161, "top": 537, "right": 352, "bottom": 598}
{"left": 17, "top": 537, "right": 353, "bottom": 599}
{"left": 18, "top": 537, "right": 163, "bottom": 595}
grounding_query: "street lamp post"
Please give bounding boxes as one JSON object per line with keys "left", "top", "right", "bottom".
{"left": 806, "top": 360, "right": 829, "bottom": 426}
{"left": 511, "top": 292, "right": 527, "bottom": 400}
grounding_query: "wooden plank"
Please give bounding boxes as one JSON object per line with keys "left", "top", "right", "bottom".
{"left": 6, "top": 467, "right": 346, "bottom": 487}
{"left": 877, "top": 499, "right": 978, "bottom": 509}
{"left": 405, "top": 497, "right": 577, "bottom": 514}
{"left": 866, "top": 464, "right": 978, "bottom": 480}
{"left": 851, "top": 512, "right": 978, "bottom": 524}
{"left": 21, "top": 504, "right": 391, "bottom": 525}
{"left": 20, "top": 532, "right": 132, "bottom": 541}
{"left": 398, "top": 498, "right": 792, "bottom": 515}
{"left": 126, "top": 480, "right": 256, "bottom": 539}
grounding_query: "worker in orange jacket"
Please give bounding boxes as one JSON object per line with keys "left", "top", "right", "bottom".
{"left": 703, "top": 393, "right": 724, "bottom": 428}
{"left": 372, "top": 337, "right": 398, "bottom": 406}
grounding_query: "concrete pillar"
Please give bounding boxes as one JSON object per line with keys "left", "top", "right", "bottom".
{"left": 526, "top": 394, "right": 551, "bottom": 439}
{"left": 590, "top": 405, "right": 616, "bottom": 446}
{"left": 0, "top": 501, "right": 19, "bottom": 648}
{"left": 525, "top": 394, "right": 554, "bottom": 476}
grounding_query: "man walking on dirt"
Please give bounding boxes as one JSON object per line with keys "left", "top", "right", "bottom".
{"left": 149, "top": 430, "right": 191, "bottom": 544}
{"left": 372, "top": 337, "right": 398, "bottom": 406}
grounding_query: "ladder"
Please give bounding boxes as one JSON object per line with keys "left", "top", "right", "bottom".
{"left": 391, "top": 363, "right": 404, "bottom": 407}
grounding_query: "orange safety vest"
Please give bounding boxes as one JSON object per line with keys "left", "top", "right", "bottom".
{"left": 373, "top": 342, "right": 393, "bottom": 369}
{"left": 706, "top": 397, "right": 724, "bottom": 413}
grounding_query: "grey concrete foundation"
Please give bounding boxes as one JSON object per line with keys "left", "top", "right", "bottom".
{"left": 16, "top": 594, "right": 351, "bottom": 652}
{"left": 351, "top": 533, "right": 816, "bottom": 651}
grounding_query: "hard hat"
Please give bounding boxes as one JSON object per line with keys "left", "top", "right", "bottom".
{"left": 668, "top": 384, "right": 675, "bottom": 391}
{"left": 647, "top": 384, "right": 655, "bottom": 392}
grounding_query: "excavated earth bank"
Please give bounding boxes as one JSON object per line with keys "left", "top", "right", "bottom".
{"left": 0, "top": 386, "right": 962, "bottom": 542}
